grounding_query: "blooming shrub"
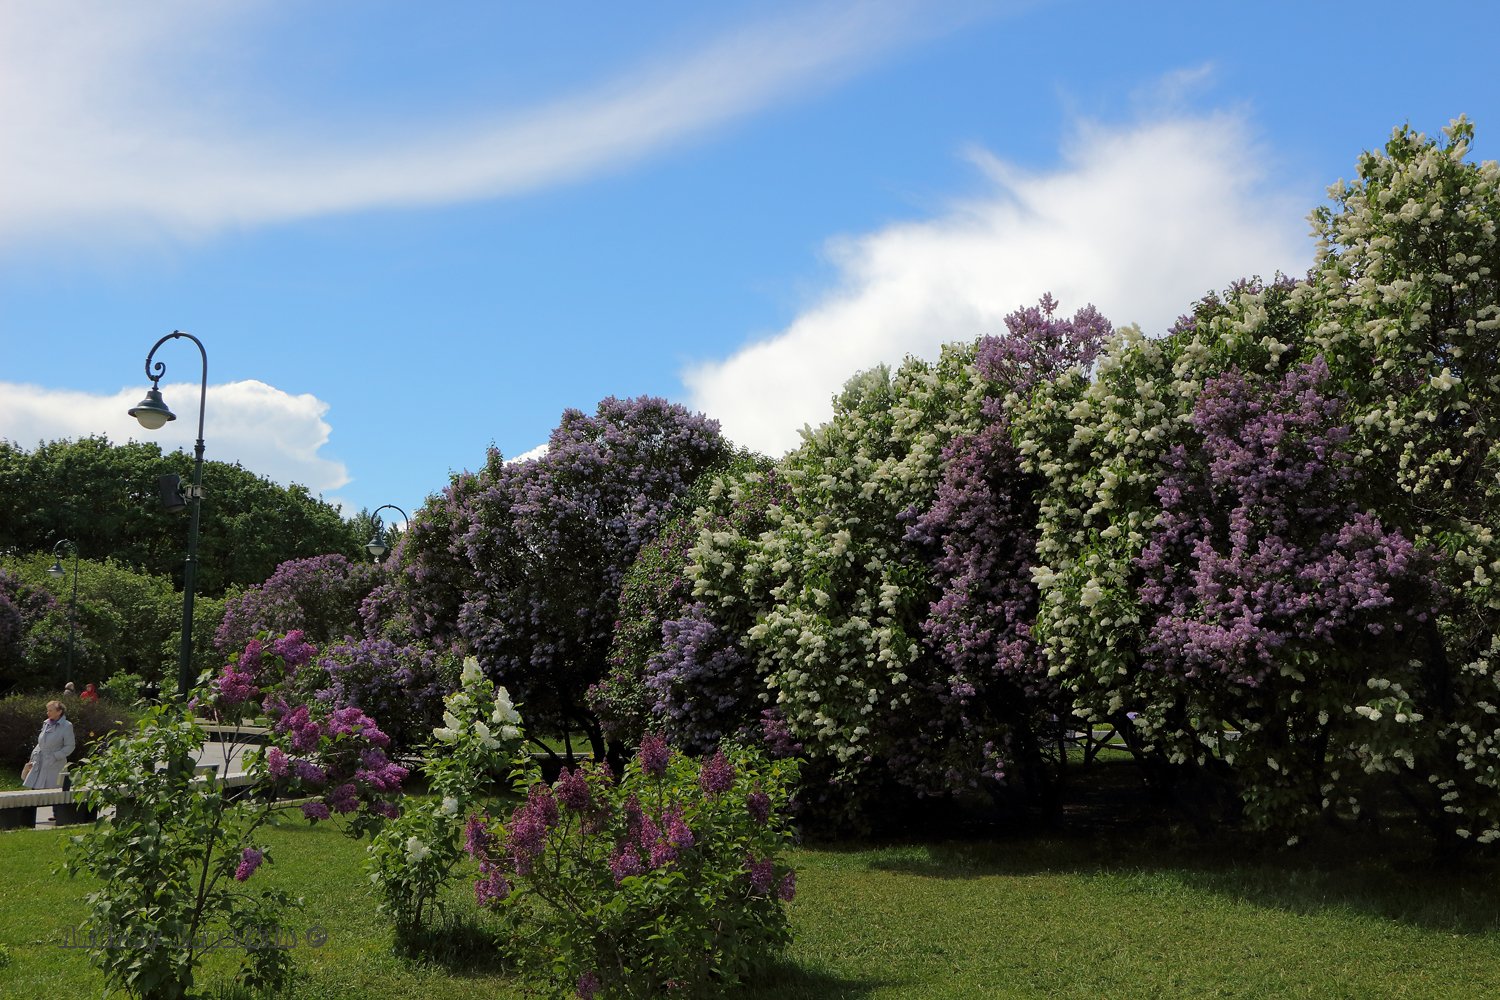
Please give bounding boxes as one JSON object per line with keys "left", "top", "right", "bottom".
{"left": 467, "top": 736, "right": 799, "bottom": 998}
{"left": 398, "top": 396, "right": 728, "bottom": 754}
{"left": 906, "top": 296, "right": 1110, "bottom": 799}
{"left": 216, "top": 631, "right": 409, "bottom": 837}
{"left": 367, "top": 657, "right": 528, "bottom": 937}
{"left": 214, "top": 554, "right": 378, "bottom": 654}
{"left": 591, "top": 454, "right": 789, "bottom": 753}
{"left": 66, "top": 632, "right": 406, "bottom": 999}
{"left": 302, "top": 636, "right": 460, "bottom": 753}
{"left": 687, "top": 345, "right": 989, "bottom": 810}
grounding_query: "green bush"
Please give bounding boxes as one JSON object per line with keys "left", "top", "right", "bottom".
{"left": 0, "top": 694, "right": 140, "bottom": 771}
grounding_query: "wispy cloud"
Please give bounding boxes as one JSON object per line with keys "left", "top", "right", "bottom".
{"left": 0, "top": 380, "right": 350, "bottom": 498}
{"left": 0, "top": 0, "right": 984, "bottom": 246}
{"left": 683, "top": 112, "right": 1311, "bottom": 456}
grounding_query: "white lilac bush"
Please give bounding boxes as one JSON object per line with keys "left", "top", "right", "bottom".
{"left": 688, "top": 344, "right": 989, "bottom": 803}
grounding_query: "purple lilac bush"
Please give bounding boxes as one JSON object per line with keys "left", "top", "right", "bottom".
{"left": 400, "top": 396, "right": 728, "bottom": 753}
{"left": 465, "top": 737, "right": 799, "bottom": 998}
{"left": 907, "top": 296, "right": 1110, "bottom": 799}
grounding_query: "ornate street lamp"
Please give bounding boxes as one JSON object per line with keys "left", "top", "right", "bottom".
{"left": 365, "top": 504, "right": 410, "bottom": 563}
{"left": 129, "top": 330, "right": 208, "bottom": 700}
{"left": 47, "top": 538, "right": 79, "bottom": 685}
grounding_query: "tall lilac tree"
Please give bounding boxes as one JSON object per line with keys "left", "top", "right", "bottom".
{"left": 405, "top": 396, "right": 729, "bottom": 757}
{"left": 908, "top": 296, "right": 1110, "bottom": 802}
{"left": 1133, "top": 358, "right": 1436, "bottom": 828}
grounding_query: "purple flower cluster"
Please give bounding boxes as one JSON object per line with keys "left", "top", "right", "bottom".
{"left": 214, "top": 664, "right": 260, "bottom": 707}
{"left": 233, "top": 847, "right": 263, "bottom": 882}
{"left": 1136, "top": 359, "right": 1436, "bottom": 689}
{"left": 745, "top": 856, "right": 775, "bottom": 895}
{"left": 608, "top": 845, "right": 645, "bottom": 884}
{"left": 506, "top": 786, "right": 559, "bottom": 875}
{"left": 637, "top": 733, "right": 671, "bottom": 777}
{"left": 555, "top": 767, "right": 592, "bottom": 812}
{"left": 475, "top": 861, "right": 512, "bottom": 906}
{"left": 745, "top": 791, "right": 771, "bottom": 825}
{"left": 697, "top": 750, "right": 735, "bottom": 796}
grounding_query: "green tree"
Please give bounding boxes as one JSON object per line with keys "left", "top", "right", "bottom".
{"left": 0, "top": 436, "right": 364, "bottom": 596}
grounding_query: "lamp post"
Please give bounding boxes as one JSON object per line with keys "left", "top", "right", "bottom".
{"left": 364, "top": 505, "right": 410, "bottom": 563}
{"left": 47, "top": 538, "right": 79, "bottom": 685}
{"left": 128, "top": 330, "right": 208, "bottom": 700}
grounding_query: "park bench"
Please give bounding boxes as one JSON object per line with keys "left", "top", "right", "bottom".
{"left": 0, "top": 765, "right": 260, "bottom": 830}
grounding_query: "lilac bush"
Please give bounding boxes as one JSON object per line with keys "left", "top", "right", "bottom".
{"left": 907, "top": 296, "right": 1110, "bottom": 799}
{"left": 400, "top": 396, "right": 728, "bottom": 754}
{"left": 215, "top": 554, "right": 378, "bottom": 654}
{"left": 304, "top": 637, "right": 459, "bottom": 753}
{"left": 466, "top": 738, "right": 799, "bottom": 998}
{"left": 1133, "top": 358, "right": 1437, "bottom": 828}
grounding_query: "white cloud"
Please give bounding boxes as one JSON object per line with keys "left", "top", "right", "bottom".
{"left": 0, "top": 0, "right": 979, "bottom": 246}
{"left": 0, "top": 379, "right": 350, "bottom": 496}
{"left": 683, "top": 112, "right": 1311, "bottom": 456}
{"left": 508, "top": 443, "right": 550, "bottom": 464}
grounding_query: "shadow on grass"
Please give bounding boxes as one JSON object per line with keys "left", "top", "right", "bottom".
{"left": 390, "top": 914, "right": 514, "bottom": 977}
{"left": 844, "top": 819, "right": 1500, "bottom": 936}
{"left": 738, "top": 957, "right": 893, "bottom": 1000}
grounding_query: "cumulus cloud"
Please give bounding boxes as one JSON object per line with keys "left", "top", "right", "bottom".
{"left": 683, "top": 112, "right": 1311, "bottom": 455}
{"left": 0, "top": 380, "right": 350, "bottom": 496}
{"left": 0, "top": 0, "right": 980, "bottom": 246}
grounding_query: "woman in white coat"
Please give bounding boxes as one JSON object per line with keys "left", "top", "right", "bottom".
{"left": 22, "top": 700, "right": 75, "bottom": 789}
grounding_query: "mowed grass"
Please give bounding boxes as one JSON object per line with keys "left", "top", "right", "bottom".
{"left": 2, "top": 808, "right": 1499, "bottom": 999}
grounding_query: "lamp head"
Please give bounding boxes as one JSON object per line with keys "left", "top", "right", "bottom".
{"left": 48, "top": 560, "right": 65, "bottom": 579}
{"left": 365, "top": 532, "right": 388, "bottom": 561}
{"left": 129, "top": 387, "right": 176, "bottom": 430}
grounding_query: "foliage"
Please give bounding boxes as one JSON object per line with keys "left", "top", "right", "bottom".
{"left": 0, "top": 566, "right": 59, "bottom": 691}
{"left": 214, "top": 553, "right": 379, "bottom": 654}
{"left": 1, "top": 552, "right": 196, "bottom": 693}
{"left": 0, "top": 693, "right": 140, "bottom": 770}
{"left": 100, "top": 670, "right": 145, "bottom": 703}
{"left": 398, "top": 396, "right": 729, "bottom": 755}
{"left": 467, "top": 736, "right": 799, "bottom": 998}
{"left": 367, "top": 657, "right": 528, "bottom": 938}
{"left": 0, "top": 434, "right": 364, "bottom": 597}
{"left": 64, "top": 702, "right": 299, "bottom": 1000}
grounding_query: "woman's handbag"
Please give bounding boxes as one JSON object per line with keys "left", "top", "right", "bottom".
{"left": 21, "top": 761, "right": 33, "bottom": 782}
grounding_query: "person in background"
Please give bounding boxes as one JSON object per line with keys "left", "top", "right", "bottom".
{"left": 80, "top": 682, "right": 99, "bottom": 703}
{"left": 21, "top": 700, "right": 75, "bottom": 789}
{"left": 62, "top": 681, "right": 76, "bottom": 698}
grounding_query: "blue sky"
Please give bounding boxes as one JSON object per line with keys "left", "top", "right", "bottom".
{"left": 2, "top": 0, "right": 1497, "bottom": 521}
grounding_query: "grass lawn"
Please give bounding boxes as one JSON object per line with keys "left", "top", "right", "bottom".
{"left": 2, "top": 799, "right": 1499, "bottom": 1000}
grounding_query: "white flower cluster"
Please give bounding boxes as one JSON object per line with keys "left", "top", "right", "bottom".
{"left": 433, "top": 657, "right": 523, "bottom": 747}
